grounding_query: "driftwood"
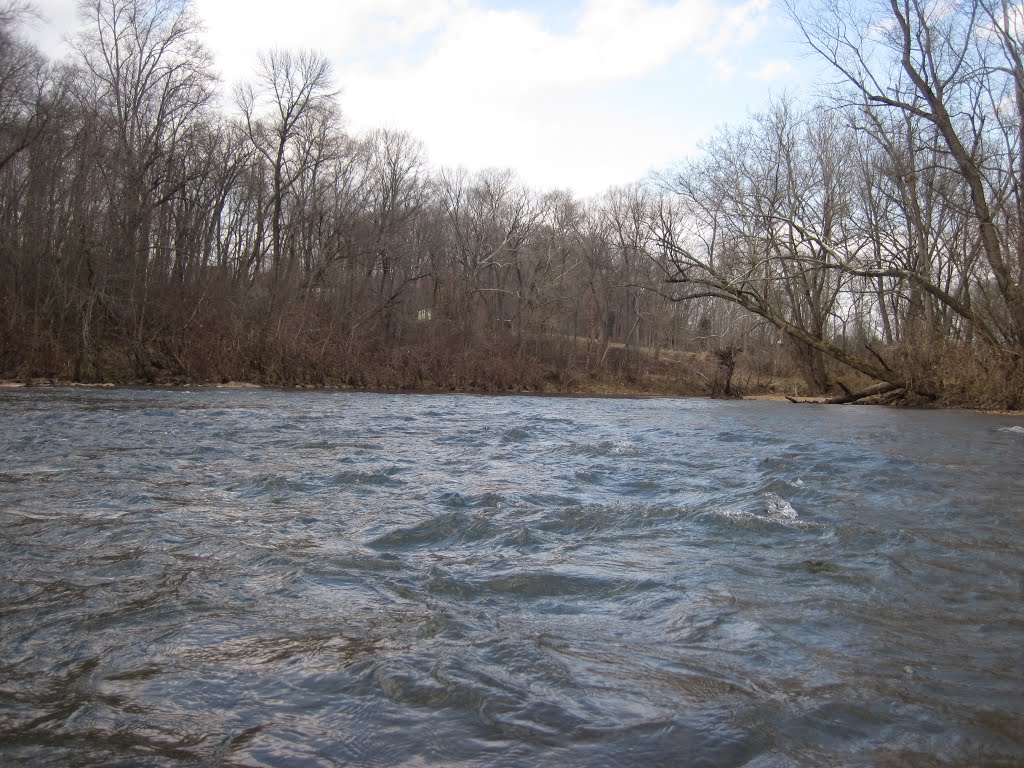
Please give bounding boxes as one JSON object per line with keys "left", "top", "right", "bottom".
{"left": 785, "top": 380, "right": 905, "bottom": 405}
{"left": 780, "top": 348, "right": 939, "bottom": 402}
{"left": 824, "top": 381, "right": 903, "bottom": 404}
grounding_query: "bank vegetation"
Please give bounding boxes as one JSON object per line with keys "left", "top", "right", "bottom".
{"left": 1, "top": 0, "right": 1021, "bottom": 408}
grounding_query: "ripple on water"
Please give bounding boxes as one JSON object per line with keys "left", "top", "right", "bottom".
{"left": 368, "top": 511, "right": 504, "bottom": 550}
{"left": 0, "top": 388, "right": 1021, "bottom": 767}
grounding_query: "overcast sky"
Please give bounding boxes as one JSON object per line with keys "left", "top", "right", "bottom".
{"left": 24, "top": 0, "right": 821, "bottom": 196}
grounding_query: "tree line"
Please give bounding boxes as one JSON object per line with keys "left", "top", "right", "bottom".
{"left": 1, "top": 0, "right": 1021, "bottom": 407}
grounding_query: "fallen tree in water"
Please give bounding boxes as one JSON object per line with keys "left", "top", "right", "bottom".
{"left": 787, "top": 381, "right": 906, "bottom": 405}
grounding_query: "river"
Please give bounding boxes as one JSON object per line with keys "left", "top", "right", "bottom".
{"left": 1, "top": 388, "right": 1022, "bottom": 766}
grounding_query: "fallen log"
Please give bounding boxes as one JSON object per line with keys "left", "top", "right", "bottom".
{"left": 825, "top": 381, "right": 903, "bottom": 404}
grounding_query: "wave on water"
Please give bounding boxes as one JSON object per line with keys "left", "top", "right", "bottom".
{"left": 569, "top": 439, "right": 642, "bottom": 457}
{"left": 764, "top": 491, "right": 799, "bottom": 521}
{"left": 712, "top": 492, "right": 821, "bottom": 531}
{"left": 0, "top": 388, "right": 1022, "bottom": 767}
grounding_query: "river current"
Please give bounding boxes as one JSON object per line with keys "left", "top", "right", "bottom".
{"left": 0, "top": 388, "right": 1022, "bottom": 766}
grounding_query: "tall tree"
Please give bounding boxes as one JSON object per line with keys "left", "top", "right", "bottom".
{"left": 236, "top": 48, "right": 336, "bottom": 283}
{"left": 71, "top": 0, "right": 215, "bottom": 373}
{"left": 786, "top": 0, "right": 1024, "bottom": 350}
{"left": 0, "top": 2, "right": 51, "bottom": 172}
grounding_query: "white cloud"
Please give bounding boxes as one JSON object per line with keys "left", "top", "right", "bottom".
{"left": 923, "top": 0, "right": 960, "bottom": 21}
{"left": 701, "top": 0, "right": 771, "bottom": 55}
{"left": 751, "top": 58, "right": 794, "bottom": 81}
{"left": 714, "top": 57, "right": 738, "bottom": 80}
{"left": 976, "top": 1, "right": 1024, "bottom": 41}
{"left": 193, "top": 0, "right": 455, "bottom": 86}
{"left": 393, "top": 0, "right": 720, "bottom": 92}
{"left": 19, "top": 0, "right": 81, "bottom": 58}
{"left": 16, "top": 0, "right": 794, "bottom": 195}
{"left": 327, "top": 0, "right": 732, "bottom": 192}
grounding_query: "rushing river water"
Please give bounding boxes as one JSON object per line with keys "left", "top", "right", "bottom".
{"left": 1, "top": 388, "right": 1022, "bottom": 767}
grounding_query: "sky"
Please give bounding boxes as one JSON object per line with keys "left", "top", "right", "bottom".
{"left": 23, "top": 0, "right": 823, "bottom": 197}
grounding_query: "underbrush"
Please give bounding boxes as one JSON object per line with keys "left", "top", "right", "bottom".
{"left": 4, "top": 309, "right": 1020, "bottom": 408}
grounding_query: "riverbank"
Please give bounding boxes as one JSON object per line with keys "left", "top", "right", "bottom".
{"left": 0, "top": 377, "right": 702, "bottom": 398}
{"left": 4, "top": 378, "right": 1022, "bottom": 415}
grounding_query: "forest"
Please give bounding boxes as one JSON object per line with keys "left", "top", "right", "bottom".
{"left": 0, "top": 0, "right": 1021, "bottom": 408}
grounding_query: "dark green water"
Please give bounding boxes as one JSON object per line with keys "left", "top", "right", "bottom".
{"left": 1, "top": 388, "right": 1022, "bottom": 766}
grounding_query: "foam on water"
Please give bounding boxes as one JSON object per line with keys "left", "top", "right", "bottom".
{"left": 765, "top": 491, "right": 799, "bottom": 521}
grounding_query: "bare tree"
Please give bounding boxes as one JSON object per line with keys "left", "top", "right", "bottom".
{"left": 0, "top": 2, "right": 51, "bottom": 171}
{"left": 236, "top": 48, "right": 336, "bottom": 283}
{"left": 786, "top": 0, "right": 1024, "bottom": 350}
{"left": 437, "top": 167, "right": 541, "bottom": 344}
{"left": 68, "top": 0, "right": 215, "bottom": 376}
{"left": 361, "top": 128, "right": 428, "bottom": 339}
{"left": 656, "top": 101, "right": 863, "bottom": 392}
